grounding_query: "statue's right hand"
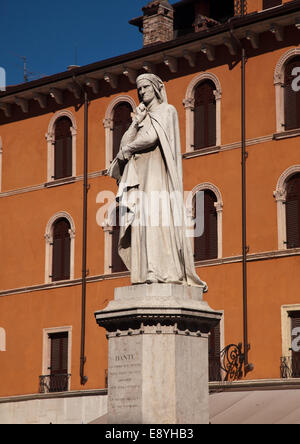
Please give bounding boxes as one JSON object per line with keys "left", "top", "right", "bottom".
{"left": 135, "top": 103, "right": 147, "bottom": 124}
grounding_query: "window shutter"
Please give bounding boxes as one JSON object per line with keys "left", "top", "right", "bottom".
{"left": 262, "top": 0, "right": 282, "bottom": 9}
{"left": 49, "top": 332, "right": 69, "bottom": 392}
{"left": 194, "top": 190, "right": 218, "bottom": 261}
{"left": 284, "top": 57, "right": 300, "bottom": 131}
{"left": 286, "top": 174, "right": 300, "bottom": 249}
{"left": 111, "top": 207, "right": 128, "bottom": 273}
{"left": 52, "top": 219, "right": 71, "bottom": 281}
{"left": 54, "top": 117, "right": 72, "bottom": 179}
{"left": 54, "top": 139, "right": 64, "bottom": 180}
{"left": 113, "top": 103, "right": 132, "bottom": 159}
{"left": 194, "top": 81, "right": 216, "bottom": 151}
{"left": 50, "top": 332, "right": 68, "bottom": 375}
{"left": 209, "top": 322, "right": 221, "bottom": 382}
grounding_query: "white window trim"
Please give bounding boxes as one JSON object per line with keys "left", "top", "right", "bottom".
{"left": 45, "top": 110, "right": 77, "bottom": 182}
{"left": 274, "top": 165, "right": 300, "bottom": 250}
{"left": 281, "top": 305, "right": 300, "bottom": 361}
{"left": 274, "top": 48, "right": 300, "bottom": 133}
{"left": 44, "top": 212, "right": 76, "bottom": 284}
{"left": 42, "top": 326, "right": 72, "bottom": 391}
{"left": 188, "top": 182, "right": 223, "bottom": 259}
{"left": 183, "top": 73, "right": 222, "bottom": 153}
{"left": 103, "top": 95, "right": 137, "bottom": 169}
{"left": 0, "top": 327, "right": 6, "bottom": 352}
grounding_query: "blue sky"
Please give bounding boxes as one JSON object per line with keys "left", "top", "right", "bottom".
{"left": 0, "top": 0, "right": 176, "bottom": 86}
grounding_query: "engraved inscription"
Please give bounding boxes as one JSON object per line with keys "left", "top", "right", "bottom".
{"left": 108, "top": 338, "right": 142, "bottom": 420}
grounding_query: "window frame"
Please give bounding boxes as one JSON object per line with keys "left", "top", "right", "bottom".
{"left": 183, "top": 73, "right": 222, "bottom": 153}
{"left": 103, "top": 96, "right": 137, "bottom": 169}
{"left": 44, "top": 212, "right": 75, "bottom": 284}
{"left": 274, "top": 48, "right": 300, "bottom": 135}
{"left": 274, "top": 166, "right": 300, "bottom": 250}
{"left": 187, "top": 183, "right": 223, "bottom": 260}
{"left": 46, "top": 110, "right": 77, "bottom": 183}
{"left": 42, "top": 326, "right": 72, "bottom": 393}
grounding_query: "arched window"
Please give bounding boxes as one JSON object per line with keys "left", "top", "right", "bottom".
{"left": 274, "top": 49, "right": 300, "bottom": 134}
{"left": 46, "top": 111, "right": 77, "bottom": 183}
{"left": 184, "top": 73, "right": 221, "bottom": 153}
{"left": 285, "top": 174, "right": 300, "bottom": 249}
{"left": 111, "top": 206, "right": 128, "bottom": 273}
{"left": 54, "top": 117, "right": 73, "bottom": 180}
{"left": 51, "top": 218, "right": 71, "bottom": 282}
{"left": 104, "top": 97, "right": 136, "bottom": 168}
{"left": 194, "top": 80, "right": 217, "bottom": 150}
{"left": 194, "top": 190, "right": 218, "bottom": 261}
{"left": 284, "top": 56, "right": 300, "bottom": 132}
{"left": 112, "top": 103, "right": 132, "bottom": 160}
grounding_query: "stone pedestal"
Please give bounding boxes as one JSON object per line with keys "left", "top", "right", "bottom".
{"left": 95, "top": 284, "right": 222, "bottom": 424}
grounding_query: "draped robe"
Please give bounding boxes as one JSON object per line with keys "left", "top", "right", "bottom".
{"left": 108, "top": 102, "right": 207, "bottom": 290}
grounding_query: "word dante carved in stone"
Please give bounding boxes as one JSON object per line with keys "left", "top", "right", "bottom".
{"left": 115, "top": 354, "right": 135, "bottom": 362}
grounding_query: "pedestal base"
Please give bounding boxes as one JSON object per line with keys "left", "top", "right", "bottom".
{"left": 95, "top": 284, "right": 222, "bottom": 424}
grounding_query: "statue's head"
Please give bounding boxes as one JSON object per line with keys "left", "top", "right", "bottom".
{"left": 136, "top": 74, "right": 168, "bottom": 105}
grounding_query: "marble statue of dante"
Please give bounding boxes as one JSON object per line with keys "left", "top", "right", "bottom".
{"left": 108, "top": 73, "right": 207, "bottom": 291}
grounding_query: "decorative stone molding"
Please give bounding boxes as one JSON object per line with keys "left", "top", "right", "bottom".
{"left": 183, "top": 50, "right": 196, "bottom": 68}
{"left": 66, "top": 82, "right": 81, "bottom": 100}
{"left": 104, "top": 73, "right": 118, "bottom": 89}
{"left": 184, "top": 73, "right": 222, "bottom": 153}
{"left": 0, "top": 103, "right": 11, "bottom": 118}
{"left": 163, "top": 55, "right": 178, "bottom": 73}
{"left": 274, "top": 165, "right": 300, "bottom": 250}
{"left": 44, "top": 212, "right": 76, "bottom": 284}
{"left": 0, "top": 328, "right": 6, "bottom": 352}
{"left": 15, "top": 97, "right": 28, "bottom": 113}
{"left": 223, "top": 37, "right": 237, "bottom": 56}
{"left": 123, "top": 67, "right": 137, "bottom": 85}
{"left": 49, "top": 88, "right": 64, "bottom": 105}
{"left": 245, "top": 31, "right": 259, "bottom": 49}
{"left": 85, "top": 78, "right": 100, "bottom": 94}
{"left": 103, "top": 95, "right": 137, "bottom": 168}
{"left": 142, "top": 61, "right": 156, "bottom": 74}
{"left": 33, "top": 92, "right": 47, "bottom": 109}
{"left": 274, "top": 48, "right": 300, "bottom": 133}
{"left": 270, "top": 23, "right": 284, "bottom": 42}
{"left": 200, "top": 44, "right": 215, "bottom": 62}
{"left": 45, "top": 110, "right": 77, "bottom": 183}
{"left": 189, "top": 182, "right": 223, "bottom": 259}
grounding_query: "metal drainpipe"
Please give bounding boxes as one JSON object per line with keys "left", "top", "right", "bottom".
{"left": 229, "top": 2, "right": 253, "bottom": 375}
{"left": 80, "top": 87, "right": 89, "bottom": 386}
{"left": 241, "top": 46, "right": 250, "bottom": 373}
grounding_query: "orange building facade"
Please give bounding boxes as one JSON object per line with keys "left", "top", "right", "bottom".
{"left": 0, "top": 0, "right": 300, "bottom": 424}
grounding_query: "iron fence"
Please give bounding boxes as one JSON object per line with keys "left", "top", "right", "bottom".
{"left": 39, "top": 374, "right": 71, "bottom": 393}
{"left": 209, "top": 344, "right": 244, "bottom": 382}
{"left": 280, "top": 356, "right": 300, "bottom": 379}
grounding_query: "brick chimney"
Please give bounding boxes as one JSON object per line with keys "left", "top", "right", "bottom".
{"left": 142, "top": 0, "right": 174, "bottom": 46}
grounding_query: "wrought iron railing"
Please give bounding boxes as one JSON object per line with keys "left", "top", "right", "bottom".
{"left": 39, "top": 374, "right": 71, "bottom": 393}
{"left": 209, "top": 344, "right": 244, "bottom": 382}
{"left": 280, "top": 356, "right": 300, "bottom": 379}
{"left": 235, "top": 0, "right": 248, "bottom": 16}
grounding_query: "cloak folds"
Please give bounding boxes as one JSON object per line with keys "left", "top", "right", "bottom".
{"left": 108, "top": 102, "right": 207, "bottom": 291}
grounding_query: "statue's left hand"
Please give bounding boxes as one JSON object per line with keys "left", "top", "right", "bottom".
{"left": 117, "top": 146, "right": 132, "bottom": 161}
